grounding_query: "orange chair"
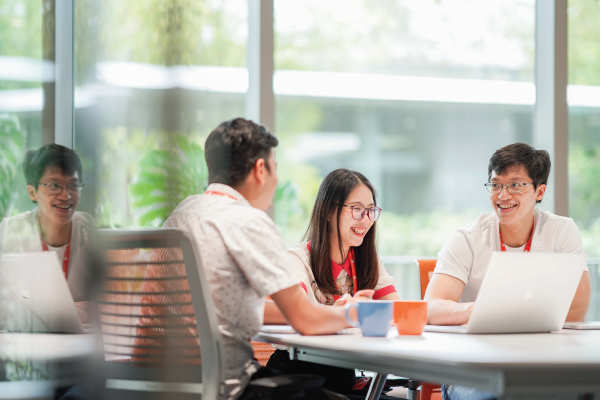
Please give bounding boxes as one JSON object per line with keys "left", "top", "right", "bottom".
{"left": 252, "top": 295, "right": 276, "bottom": 366}
{"left": 251, "top": 341, "right": 276, "bottom": 366}
{"left": 415, "top": 259, "right": 443, "bottom": 400}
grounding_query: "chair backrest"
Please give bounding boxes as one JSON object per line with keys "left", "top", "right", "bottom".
{"left": 95, "top": 228, "right": 224, "bottom": 400}
{"left": 415, "top": 259, "right": 437, "bottom": 300}
{"left": 415, "top": 259, "right": 443, "bottom": 400}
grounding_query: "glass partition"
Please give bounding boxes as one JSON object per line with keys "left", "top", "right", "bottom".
{"left": 0, "top": 0, "right": 48, "bottom": 218}
{"left": 73, "top": 0, "right": 248, "bottom": 227}
{"left": 567, "top": 0, "right": 600, "bottom": 320}
{"left": 274, "top": 0, "right": 536, "bottom": 295}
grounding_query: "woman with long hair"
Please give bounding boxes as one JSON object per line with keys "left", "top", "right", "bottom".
{"left": 291, "top": 168, "right": 399, "bottom": 304}
{"left": 266, "top": 169, "right": 399, "bottom": 395}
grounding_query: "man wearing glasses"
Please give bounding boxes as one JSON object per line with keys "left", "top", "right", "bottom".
{"left": 425, "top": 142, "right": 591, "bottom": 400}
{"left": 0, "top": 144, "right": 94, "bottom": 321}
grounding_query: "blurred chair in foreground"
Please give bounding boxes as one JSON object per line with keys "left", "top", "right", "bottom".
{"left": 95, "top": 229, "right": 224, "bottom": 400}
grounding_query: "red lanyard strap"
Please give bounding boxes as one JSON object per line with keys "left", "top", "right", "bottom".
{"left": 307, "top": 242, "right": 359, "bottom": 302}
{"left": 41, "top": 238, "right": 71, "bottom": 280}
{"left": 205, "top": 190, "right": 238, "bottom": 201}
{"left": 333, "top": 249, "right": 358, "bottom": 301}
{"left": 499, "top": 223, "right": 535, "bottom": 252}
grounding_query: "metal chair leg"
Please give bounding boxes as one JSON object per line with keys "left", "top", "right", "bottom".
{"left": 406, "top": 380, "right": 421, "bottom": 400}
{"left": 366, "top": 373, "right": 387, "bottom": 400}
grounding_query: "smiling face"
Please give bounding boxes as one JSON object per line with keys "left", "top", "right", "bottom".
{"left": 489, "top": 164, "right": 546, "bottom": 226}
{"left": 330, "top": 183, "right": 375, "bottom": 253}
{"left": 27, "top": 165, "right": 81, "bottom": 227}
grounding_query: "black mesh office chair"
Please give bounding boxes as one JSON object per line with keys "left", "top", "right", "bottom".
{"left": 94, "top": 228, "right": 323, "bottom": 400}
{"left": 95, "top": 228, "right": 224, "bottom": 400}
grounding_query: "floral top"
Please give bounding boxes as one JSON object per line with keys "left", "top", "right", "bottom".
{"left": 287, "top": 241, "right": 397, "bottom": 305}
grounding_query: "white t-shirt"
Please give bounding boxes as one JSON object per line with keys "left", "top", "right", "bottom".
{"left": 434, "top": 207, "right": 589, "bottom": 303}
{"left": 47, "top": 243, "right": 68, "bottom": 269}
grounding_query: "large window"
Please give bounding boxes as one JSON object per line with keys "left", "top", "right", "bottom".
{"left": 274, "top": 0, "right": 537, "bottom": 298}
{"left": 73, "top": 0, "right": 248, "bottom": 227}
{"left": 0, "top": 0, "right": 47, "bottom": 219}
{"left": 1, "top": 0, "right": 597, "bottom": 318}
{"left": 567, "top": 0, "right": 600, "bottom": 319}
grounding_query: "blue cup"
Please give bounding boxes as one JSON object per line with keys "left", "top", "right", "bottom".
{"left": 345, "top": 301, "right": 393, "bottom": 337}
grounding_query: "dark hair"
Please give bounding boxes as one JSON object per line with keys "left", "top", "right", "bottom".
{"left": 305, "top": 169, "right": 380, "bottom": 295}
{"left": 488, "top": 142, "right": 551, "bottom": 204}
{"left": 23, "top": 144, "right": 83, "bottom": 203}
{"left": 205, "top": 118, "right": 278, "bottom": 187}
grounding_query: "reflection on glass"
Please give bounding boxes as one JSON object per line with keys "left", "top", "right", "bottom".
{"left": 73, "top": 0, "right": 248, "bottom": 227}
{"left": 567, "top": 0, "right": 600, "bottom": 321}
{"left": 0, "top": 0, "right": 48, "bottom": 218}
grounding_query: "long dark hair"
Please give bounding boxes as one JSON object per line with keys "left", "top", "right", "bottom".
{"left": 305, "top": 169, "right": 379, "bottom": 295}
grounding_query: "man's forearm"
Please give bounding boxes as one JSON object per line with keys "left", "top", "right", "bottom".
{"left": 271, "top": 286, "right": 350, "bottom": 335}
{"left": 427, "top": 299, "right": 473, "bottom": 325}
{"left": 292, "top": 304, "right": 349, "bottom": 335}
{"left": 565, "top": 272, "right": 591, "bottom": 322}
{"left": 264, "top": 300, "right": 289, "bottom": 325}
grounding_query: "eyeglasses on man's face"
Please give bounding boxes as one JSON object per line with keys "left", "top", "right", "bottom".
{"left": 484, "top": 182, "right": 534, "bottom": 194}
{"left": 341, "top": 205, "right": 382, "bottom": 222}
{"left": 38, "top": 182, "right": 85, "bottom": 195}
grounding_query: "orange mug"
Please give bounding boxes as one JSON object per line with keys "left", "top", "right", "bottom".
{"left": 393, "top": 300, "right": 428, "bottom": 335}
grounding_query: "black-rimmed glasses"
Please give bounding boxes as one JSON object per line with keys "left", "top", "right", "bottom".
{"left": 38, "top": 182, "right": 85, "bottom": 195}
{"left": 484, "top": 182, "right": 534, "bottom": 194}
{"left": 341, "top": 205, "right": 382, "bottom": 221}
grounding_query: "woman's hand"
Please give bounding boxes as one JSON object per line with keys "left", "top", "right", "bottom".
{"left": 333, "top": 289, "right": 375, "bottom": 307}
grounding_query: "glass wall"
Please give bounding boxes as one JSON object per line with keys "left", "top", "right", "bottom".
{"left": 73, "top": 0, "right": 248, "bottom": 227}
{"left": 274, "top": 0, "right": 537, "bottom": 299}
{"left": 0, "top": 0, "right": 48, "bottom": 219}
{"left": 567, "top": 0, "right": 600, "bottom": 320}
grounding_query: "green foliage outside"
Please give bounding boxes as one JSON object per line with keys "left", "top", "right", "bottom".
{"left": 0, "top": 114, "right": 25, "bottom": 219}
{"left": 568, "top": 0, "right": 600, "bottom": 86}
{"left": 129, "top": 134, "right": 208, "bottom": 227}
{"left": 0, "top": 0, "right": 44, "bottom": 91}
{"left": 95, "top": 128, "right": 301, "bottom": 230}
{"left": 1, "top": 0, "right": 596, "bottom": 257}
{"left": 75, "top": 0, "right": 246, "bottom": 74}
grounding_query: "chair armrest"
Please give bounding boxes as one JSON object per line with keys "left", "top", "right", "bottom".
{"left": 248, "top": 374, "right": 325, "bottom": 397}
{"left": 385, "top": 377, "right": 411, "bottom": 387}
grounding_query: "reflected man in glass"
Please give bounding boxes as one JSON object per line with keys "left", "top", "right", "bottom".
{"left": 0, "top": 144, "right": 94, "bottom": 322}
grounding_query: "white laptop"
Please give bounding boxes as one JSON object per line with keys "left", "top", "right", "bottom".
{"left": 0, "top": 252, "right": 83, "bottom": 333}
{"left": 425, "top": 252, "right": 585, "bottom": 334}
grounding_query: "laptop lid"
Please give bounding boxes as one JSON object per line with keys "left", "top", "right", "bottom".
{"left": 0, "top": 252, "right": 83, "bottom": 333}
{"left": 466, "top": 252, "right": 585, "bottom": 334}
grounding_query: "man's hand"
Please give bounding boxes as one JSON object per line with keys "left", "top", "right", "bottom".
{"left": 74, "top": 301, "right": 93, "bottom": 324}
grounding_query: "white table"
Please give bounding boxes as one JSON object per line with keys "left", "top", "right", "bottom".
{"left": 253, "top": 328, "right": 600, "bottom": 400}
{"left": 0, "top": 334, "right": 98, "bottom": 399}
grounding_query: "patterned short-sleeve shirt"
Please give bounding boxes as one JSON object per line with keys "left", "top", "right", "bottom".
{"left": 163, "top": 183, "right": 299, "bottom": 399}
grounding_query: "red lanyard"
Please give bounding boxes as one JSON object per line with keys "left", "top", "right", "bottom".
{"left": 499, "top": 223, "right": 535, "bottom": 252}
{"left": 205, "top": 190, "right": 238, "bottom": 201}
{"left": 332, "top": 249, "right": 358, "bottom": 301}
{"left": 41, "top": 237, "right": 71, "bottom": 280}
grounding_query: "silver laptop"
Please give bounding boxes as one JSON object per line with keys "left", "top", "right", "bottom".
{"left": 425, "top": 252, "right": 585, "bottom": 334}
{"left": 0, "top": 252, "right": 83, "bottom": 333}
